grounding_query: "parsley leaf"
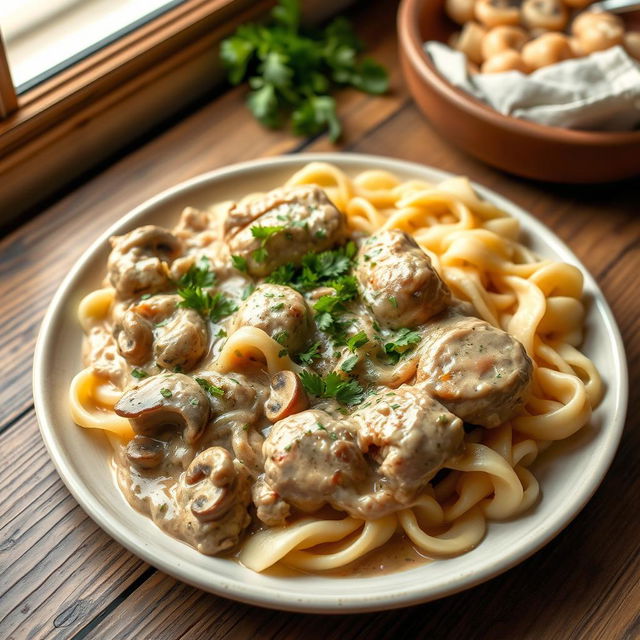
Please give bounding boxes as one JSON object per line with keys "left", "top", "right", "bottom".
{"left": 297, "top": 341, "right": 321, "bottom": 365}
{"left": 251, "top": 225, "right": 286, "bottom": 240}
{"left": 131, "top": 368, "right": 148, "bottom": 379}
{"left": 178, "top": 256, "right": 216, "bottom": 289}
{"left": 384, "top": 328, "right": 421, "bottom": 363}
{"left": 341, "top": 354, "right": 359, "bottom": 373}
{"left": 195, "top": 377, "right": 225, "bottom": 397}
{"left": 231, "top": 255, "right": 248, "bottom": 272}
{"left": 346, "top": 331, "right": 368, "bottom": 352}
{"left": 299, "top": 370, "right": 365, "bottom": 405}
{"left": 208, "top": 293, "right": 238, "bottom": 323}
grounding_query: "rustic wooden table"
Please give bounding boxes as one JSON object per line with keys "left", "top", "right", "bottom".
{"left": 1, "top": 1, "right": 638, "bottom": 638}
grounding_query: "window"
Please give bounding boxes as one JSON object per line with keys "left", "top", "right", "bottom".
{"left": 1, "top": 0, "right": 187, "bottom": 93}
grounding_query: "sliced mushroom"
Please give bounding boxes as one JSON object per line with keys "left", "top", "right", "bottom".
{"left": 114, "top": 373, "right": 209, "bottom": 444}
{"left": 265, "top": 371, "right": 309, "bottom": 423}
{"left": 115, "top": 310, "right": 154, "bottom": 365}
{"left": 125, "top": 435, "right": 167, "bottom": 469}
{"left": 183, "top": 447, "right": 241, "bottom": 522}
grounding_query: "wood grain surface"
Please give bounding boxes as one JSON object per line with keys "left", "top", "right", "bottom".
{"left": 1, "top": 1, "right": 638, "bottom": 638}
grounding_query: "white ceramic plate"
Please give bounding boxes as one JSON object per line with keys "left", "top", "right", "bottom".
{"left": 33, "top": 153, "right": 628, "bottom": 613}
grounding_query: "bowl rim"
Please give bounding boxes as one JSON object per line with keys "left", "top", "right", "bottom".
{"left": 32, "top": 152, "right": 629, "bottom": 613}
{"left": 397, "top": 0, "right": 640, "bottom": 146}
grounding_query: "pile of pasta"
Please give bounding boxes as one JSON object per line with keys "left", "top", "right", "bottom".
{"left": 71, "top": 163, "right": 602, "bottom": 573}
{"left": 446, "top": 0, "right": 640, "bottom": 73}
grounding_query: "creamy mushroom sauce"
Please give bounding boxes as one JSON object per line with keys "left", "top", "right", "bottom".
{"left": 86, "top": 185, "right": 533, "bottom": 572}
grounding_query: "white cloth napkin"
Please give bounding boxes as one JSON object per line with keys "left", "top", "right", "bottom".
{"left": 424, "top": 41, "right": 640, "bottom": 131}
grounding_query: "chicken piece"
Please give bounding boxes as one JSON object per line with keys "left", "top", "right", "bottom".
{"left": 351, "top": 384, "right": 464, "bottom": 503}
{"left": 176, "top": 447, "right": 251, "bottom": 554}
{"left": 356, "top": 230, "right": 451, "bottom": 329}
{"left": 251, "top": 477, "right": 291, "bottom": 527}
{"left": 263, "top": 410, "right": 371, "bottom": 514}
{"left": 114, "top": 295, "right": 208, "bottom": 372}
{"left": 83, "top": 325, "right": 128, "bottom": 387}
{"left": 107, "top": 225, "right": 181, "bottom": 299}
{"left": 231, "top": 284, "right": 313, "bottom": 353}
{"left": 417, "top": 315, "right": 533, "bottom": 427}
{"left": 224, "top": 186, "right": 346, "bottom": 276}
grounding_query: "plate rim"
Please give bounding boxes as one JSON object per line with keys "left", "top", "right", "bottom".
{"left": 33, "top": 152, "right": 628, "bottom": 613}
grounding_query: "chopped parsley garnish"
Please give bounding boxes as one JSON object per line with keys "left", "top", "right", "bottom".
{"left": 178, "top": 256, "right": 216, "bottom": 289}
{"left": 265, "top": 242, "right": 356, "bottom": 290}
{"left": 195, "top": 377, "right": 225, "bottom": 397}
{"left": 160, "top": 388, "right": 172, "bottom": 398}
{"left": 299, "top": 370, "right": 365, "bottom": 405}
{"left": 231, "top": 255, "right": 248, "bottom": 272}
{"left": 131, "top": 368, "right": 148, "bottom": 379}
{"left": 208, "top": 293, "right": 238, "bottom": 322}
{"left": 278, "top": 349, "right": 288, "bottom": 358}
{"left": 273, "top": 330, "right": 289, "bottom": 345}
{"left": 242, "top": 284, "right": 255, "bottom": 300}
{"left": 155, "top": 319, "right": 169, "bottom": 328}
{"left": 250, "top": 225, "right": 285, "bottom": 263}
{"left": 251, "top": 225, "right": 286, "bottom": 240}
{"left": 297, "top": 341, "right": 321, "bottom": 365}
{"left": 346, "top": 331, "right": 368, "bottom": 352}
{"left": 384, "top": 328, "right": 421, "bottom": 364}
{"left": 388, "top": 295, "right": 398, "bottom": 308}
{"left": 271, "top": 302, "right": 285, "bottom": 311}
{"left": 340, "top": 355, "right": 359, "bottom": 373}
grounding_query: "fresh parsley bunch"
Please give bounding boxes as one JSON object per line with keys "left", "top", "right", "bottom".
{"left": 220, "top": 0, "right": 389, "bottom": 141}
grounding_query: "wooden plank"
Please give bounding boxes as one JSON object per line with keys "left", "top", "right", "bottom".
{"left": 0, "top": 411, "right": 152, "bottom": 640}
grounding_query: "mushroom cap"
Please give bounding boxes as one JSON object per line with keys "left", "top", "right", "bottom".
{"left": 115, "top": 373, "right": 210, "bottom": 444}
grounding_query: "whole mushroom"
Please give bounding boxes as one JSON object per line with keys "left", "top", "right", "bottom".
{"left": 521, "top": 32, "right": 574, "bottom": 70}
{"left": 475, "top": 0, "right": 520, "bottom": 28}
{"left": 522, "top": 0, "right": 569, "bottom": 32}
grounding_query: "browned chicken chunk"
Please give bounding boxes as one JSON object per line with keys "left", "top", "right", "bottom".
{"left": 356, "top": 229, "right": 451, "bottom": 329}
{"left": 417, "top": 315, "right": 533, "bottom": 427}
{"left": 351, "top": 384, "right": 464, "bottom": 503}
{"left": 231, "top": 284, "right": 313, "bottom": 353}
{"left": 224, "top": 186, "right": 346, "bottom": 276}
{"left": 108, "top": 225, "right": 181, "bottom": 299}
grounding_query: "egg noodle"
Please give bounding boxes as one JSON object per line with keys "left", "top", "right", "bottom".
{"left": 70, "top": 162, "right": 601, "bottom": 573}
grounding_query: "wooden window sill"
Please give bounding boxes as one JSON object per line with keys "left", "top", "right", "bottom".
{"left": 0, "top": 0, "right": 354, "bottom": 227}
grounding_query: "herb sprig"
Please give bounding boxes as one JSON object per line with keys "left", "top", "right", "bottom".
{"left": 384, "top": 328, "right": 421, "bottom": 363}
{"left": 220, "top": 0, "right": 389, "bottom": 141}
{"left": 299, "top": 370, "right": 365, "bottom": 405}
{"left": 176, "top": 256, "right": 238, "bottom": 322}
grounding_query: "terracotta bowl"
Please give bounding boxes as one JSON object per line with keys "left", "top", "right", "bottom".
{"left": 397, "top": 0, "right": 640, "bottom": 183}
